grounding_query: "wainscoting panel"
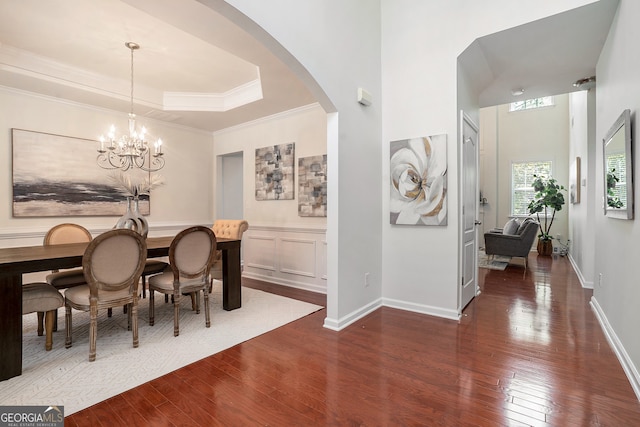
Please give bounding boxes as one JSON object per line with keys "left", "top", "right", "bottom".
{"left": 280, "top": 238, "right": 316, "bottom": 277}
{"left": 244, "top": 235, "right": 277, "bottom": 271}
{"left": 242, "top": 225, "right": 327, "bottom": 294}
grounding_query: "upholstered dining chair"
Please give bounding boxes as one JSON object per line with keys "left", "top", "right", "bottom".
{"left": 64, "top": 229, "right": 146, "bottom": 362}
{"left": 141, "top": 259, "right": 169, "bottom": 298}
{"left": 210, "top": 219, "right": 249, "bottom": 280}
{"left": 43, "top": 223, "right": 92, "bottom": 331}
{"left": 44, "top": 223, "right": 92, "bottom": 286}
{"left": 148, "top": 226, "right": 216, "bottom": 337}
{"left": 22, "top": 282, "right": 64, "bottom": 351}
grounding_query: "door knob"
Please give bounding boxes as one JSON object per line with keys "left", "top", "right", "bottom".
{"left": 474, "top": 220, "right": 482, "bottom": 225}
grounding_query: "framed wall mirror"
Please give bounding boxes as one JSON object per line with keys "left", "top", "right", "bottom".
{"left": 603, "top": 109, "right": 633, "bottom": 219}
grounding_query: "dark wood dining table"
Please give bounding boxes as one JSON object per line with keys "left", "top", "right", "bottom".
{"left": 0, "top": 235, "right": 242, "bottom": 381}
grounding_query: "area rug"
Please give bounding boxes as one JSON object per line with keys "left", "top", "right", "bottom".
{"left": 478, "top": 250, "right": 511, "bottom": 270}
{"left": 0, "top": 281, "right": 322, "bottom": 415}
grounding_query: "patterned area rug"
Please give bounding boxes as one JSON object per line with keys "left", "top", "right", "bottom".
{"left": 0, "top": 281, "right": 322, "bottom": 415}
{"left": 478, "top": 250, "right": 511, "bottom": 270}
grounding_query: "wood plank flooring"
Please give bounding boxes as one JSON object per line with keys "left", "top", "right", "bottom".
{"left": 65, "top": 255, "right": 640, "bottom": 426}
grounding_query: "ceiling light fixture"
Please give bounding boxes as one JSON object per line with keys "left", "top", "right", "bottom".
{"left": 97, "top": 42, "right": 165, "bottom": 172}
{"left": 573, "top": 76, "right": 596, "bottom": 90}
{"left": 511, "top": 88, "right": 525, "bottom": 97}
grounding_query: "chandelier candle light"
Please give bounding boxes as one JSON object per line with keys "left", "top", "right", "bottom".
{"left": 97, "top": 42, "right": 165, "bottom": 172}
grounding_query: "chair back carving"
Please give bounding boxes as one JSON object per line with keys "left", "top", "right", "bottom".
{"left": 169, "top": 226, "right": 217, "bottom": 283}
{"left": 44, "top": 223, "right": 92, "bottom": 246}
{"left": 82, "top": 229, "right": 146, "bottom": 298}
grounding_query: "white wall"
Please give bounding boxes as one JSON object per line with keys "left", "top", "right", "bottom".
{"left": 593, "top": 0, "right": 640, "bottom": 398}
{"left": 568, "top": 90, "right": 597, "bottom": 288}
{"left": 217, "top": 0, "right": 598, "bottom": 325}
{"left": 479, "top": 107, "right": 498, "bottom": 237}
{"left": 217, "top": 0, "right": 383, "bottom": 329}
{"left": 0, "top": 88, "right": 214, "bottom": 247}
{"left": 213, "top": 104, "right": 327, "bottom": 228}
{"left": 213, "top": 104, "right": 328, "bottom": 292}
{"left": 381, "top": 1, "right": 594, "bottom": 317}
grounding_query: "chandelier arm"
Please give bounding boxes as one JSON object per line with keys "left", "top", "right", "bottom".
{"left": 97, "top": 151, "right": 125, "bottom": 170}
{"left": 138, "top": 156, "right": 165, "bottom": 173}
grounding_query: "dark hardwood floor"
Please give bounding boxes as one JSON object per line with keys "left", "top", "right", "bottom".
{"left": 66, "top": 256, "right": 640, "bottom": 426}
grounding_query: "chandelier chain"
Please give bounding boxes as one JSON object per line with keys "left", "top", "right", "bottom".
{"left": 130, "top": 44, "right": 134, "bottom": 116}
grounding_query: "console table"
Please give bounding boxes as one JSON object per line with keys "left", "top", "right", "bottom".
{"left": 0, "top": 236, "right": 242, "bottom": 381}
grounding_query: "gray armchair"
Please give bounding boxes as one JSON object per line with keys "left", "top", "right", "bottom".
{"left": 484, "top": 218, "right": 539, "bottom": 270}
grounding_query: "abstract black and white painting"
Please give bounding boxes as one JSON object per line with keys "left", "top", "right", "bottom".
{"left": 255, "top": 143, "right": 295, "bottom": 200}
{"left": 298, "top": 154, "right": 327, "bottom": 217}
{"left": 12, "top": 129, "right": 149, "bottom": 217}
{"left": 390, "top": 134, "right": 447, "bottom": 226}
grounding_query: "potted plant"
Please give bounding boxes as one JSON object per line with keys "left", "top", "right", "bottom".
{"left": 606, "top": 169, "right": 624, "bottom": 208}
{"left": 527, "top": 175, "right": 566, "bottom": 256}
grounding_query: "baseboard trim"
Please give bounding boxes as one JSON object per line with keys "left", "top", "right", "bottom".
{"left": 590, "top": 296, "right": 640, "bottom": 401}
{"left": 323, "top": 298, "right": 383, "bottom": 331}
{"left": 322, "top": 296, "right": 460, "bottom": 332}
{"left": 568, "top": 253, "right": 594, "bottom": 289}
{"left": 242, "top": 271, "right": 326, "bottom": 294}
{"left": 383, "top": 297, "right": 460, "bottom": 321}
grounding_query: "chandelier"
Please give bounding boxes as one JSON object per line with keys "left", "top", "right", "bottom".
{"left": 97, "top": 42, "right": 165, "bottom": 172}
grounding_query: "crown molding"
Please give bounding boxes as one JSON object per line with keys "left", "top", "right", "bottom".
{"left": 213, "top": 102, "right": 322, "bottom": 136}
{"left": 0, "top": 44, "right": 261, "bottom": 113}
{"left": 163, "top": 76, "right": 263, "bottom": 112}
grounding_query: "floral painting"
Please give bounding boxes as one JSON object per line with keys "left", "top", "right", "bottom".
{"left": 298, "top": 155, "right": 327, "bottom": 217}
{"left": 12, "top": 128, "right": 150, "bottom": 217}
{"left": 390, "top": 134, "right": 447, "bottom": 226}
{"left": 255, "top": 143, "right": 295, "bottom": 200}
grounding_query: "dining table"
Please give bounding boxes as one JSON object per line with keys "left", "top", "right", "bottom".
{"left": 0, "top": 235, "right": 242, "bottom": 381}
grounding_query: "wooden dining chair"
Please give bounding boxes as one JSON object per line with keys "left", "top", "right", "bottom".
{"left": 148, "top": 226, "right": 216, "bottom": 337}
{"left": 43, "top": 223, "right": 92, "bottom": 331}
{"left": 64, "top": 229, "right": 146, "bottom": 362}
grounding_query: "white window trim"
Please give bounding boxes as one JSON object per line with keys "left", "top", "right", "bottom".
{"left": 509, "top": 96, "right": 555, "bottom": 112}
{"left": 510, "top": 160, "right": 554, "bottom": 217}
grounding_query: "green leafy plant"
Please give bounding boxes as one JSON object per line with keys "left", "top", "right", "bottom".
{"left": 606, "top": 169, "right": 623, "bottom": 208}
{"left": 527, "top": 175, "right": 566, "bottom": 241}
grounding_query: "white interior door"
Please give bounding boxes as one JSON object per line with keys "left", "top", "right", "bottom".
{"left": 460, "top": 111, "right": 480, "bottom": 310}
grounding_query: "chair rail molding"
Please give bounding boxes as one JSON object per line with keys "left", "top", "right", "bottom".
{"left": 0, "top": 221, "right": 209, "bottom": 249}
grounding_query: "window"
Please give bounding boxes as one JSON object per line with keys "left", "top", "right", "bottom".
{"left": 509, "top": 96, "right": 554, "bottom": 112}
{"left": 512, "top": 161, "right": 552, "bottom": 216}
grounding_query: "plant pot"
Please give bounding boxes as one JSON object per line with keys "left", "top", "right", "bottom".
{"left": 537, "top": 239, "right": 553, "bottom": 256}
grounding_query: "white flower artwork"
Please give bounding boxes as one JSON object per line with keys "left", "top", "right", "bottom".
{"left": 390, "top": 134, "right": 447, "bottom": 226}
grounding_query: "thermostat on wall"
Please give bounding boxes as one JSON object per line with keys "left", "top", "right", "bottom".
{"left": 357, "top": 87, "right": 372, "bottom": 106}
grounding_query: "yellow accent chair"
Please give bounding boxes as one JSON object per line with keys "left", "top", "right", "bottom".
{"left": 210, "top": 219, "right": 249, "bottom": 280}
